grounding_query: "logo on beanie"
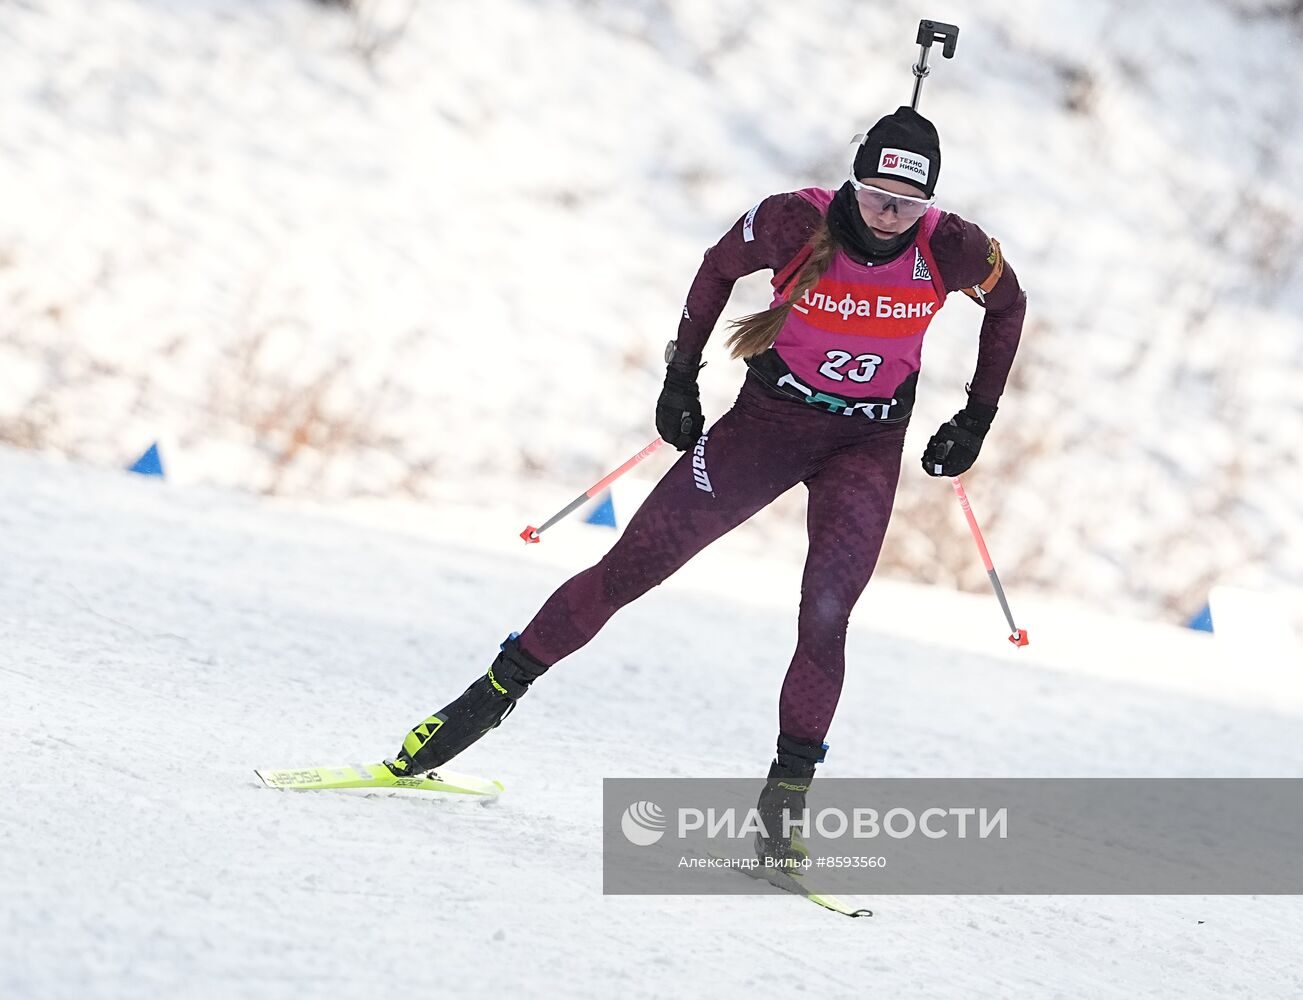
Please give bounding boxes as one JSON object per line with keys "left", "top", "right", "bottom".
{"left": 877, "top": 147, "right": 930, "bottom": 186}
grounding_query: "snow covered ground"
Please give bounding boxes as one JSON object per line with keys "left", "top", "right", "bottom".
{"left": 3, "top": 446, "right": 1302, "bottom": 999}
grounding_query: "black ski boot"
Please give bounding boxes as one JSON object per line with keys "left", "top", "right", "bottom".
{"left": 385, "top": 634, "right": 549, "bottom": 777}
{"left": 754, "top": 734, "right": 826, "bottom": 874}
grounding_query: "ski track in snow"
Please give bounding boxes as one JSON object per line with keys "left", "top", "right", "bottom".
{"left": 2, "top": 447, "right": 1302, "bottom": 998}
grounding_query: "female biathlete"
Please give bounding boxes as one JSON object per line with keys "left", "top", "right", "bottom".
{"left": 384, "top": 106, "right": 1026, "bottom": 867}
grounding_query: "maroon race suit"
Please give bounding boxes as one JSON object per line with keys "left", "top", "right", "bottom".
{"left": 517, "top": 190, "right": 1026, "bottom": 744}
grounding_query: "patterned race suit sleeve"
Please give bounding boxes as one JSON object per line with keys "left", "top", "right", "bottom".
{"left": 929, "top": 212, "right": 1027, "bottom": 408}
{"left": 673, "top": 193, "right": 822, "bottom": 363}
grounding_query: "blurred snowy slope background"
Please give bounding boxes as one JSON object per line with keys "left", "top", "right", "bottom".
{"left": 1, "top": 0, "right": 1301, "bottom": 627}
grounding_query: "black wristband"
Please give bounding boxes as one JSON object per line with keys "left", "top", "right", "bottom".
{"left": 664, "top": 339, "right": 702, "bottom": 375}
{"left": 957, "top": 399, "right": 998, "bottom": 436}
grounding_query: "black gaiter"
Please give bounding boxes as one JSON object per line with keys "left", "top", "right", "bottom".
{"left": 826, "top": 182, "right": 921, "bottom": 266}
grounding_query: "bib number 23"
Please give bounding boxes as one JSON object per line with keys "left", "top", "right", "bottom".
{"left": 819, "top": 350, "right": 882, "bottom": 384}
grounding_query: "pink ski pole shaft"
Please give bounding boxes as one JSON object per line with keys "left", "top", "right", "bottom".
{"left": 520, "top": 437, "right": 665, "bottom": 544}
{"left": 951, "top": 476, "right": 1029, "bottom": 647}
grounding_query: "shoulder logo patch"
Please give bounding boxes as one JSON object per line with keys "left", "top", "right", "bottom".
{"left": 912, "top": 247, "right": 932, "bottom": 282}
{"left": 742, "top": 202, "right": 760, "bottom": 243}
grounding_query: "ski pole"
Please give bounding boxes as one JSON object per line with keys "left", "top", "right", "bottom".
{"left": 909, "top": 20, "right": 960, "bottom": 110}
{"left": 520, "top": 437, "right": 665, "bottom": 544}
{"left": 950, "top": 476, "right": 1029, "bottom": 647}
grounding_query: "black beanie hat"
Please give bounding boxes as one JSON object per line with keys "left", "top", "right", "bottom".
{"left": 852, "top": 106, "right": 941, "bottom": 197}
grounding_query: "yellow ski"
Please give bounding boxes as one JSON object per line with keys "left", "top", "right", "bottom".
{"left": 705, "top": 850, "right": 872, "bottom": 918}
{"left": 255, "top": 762, "right": 503, "bottom": 797}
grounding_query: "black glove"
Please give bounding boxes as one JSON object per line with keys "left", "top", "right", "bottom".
{"left": 921, "top": 399, "right": 998, "bottom": 477}
{"left": 656, "top": 344, "right": 705, "bottom": 451}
